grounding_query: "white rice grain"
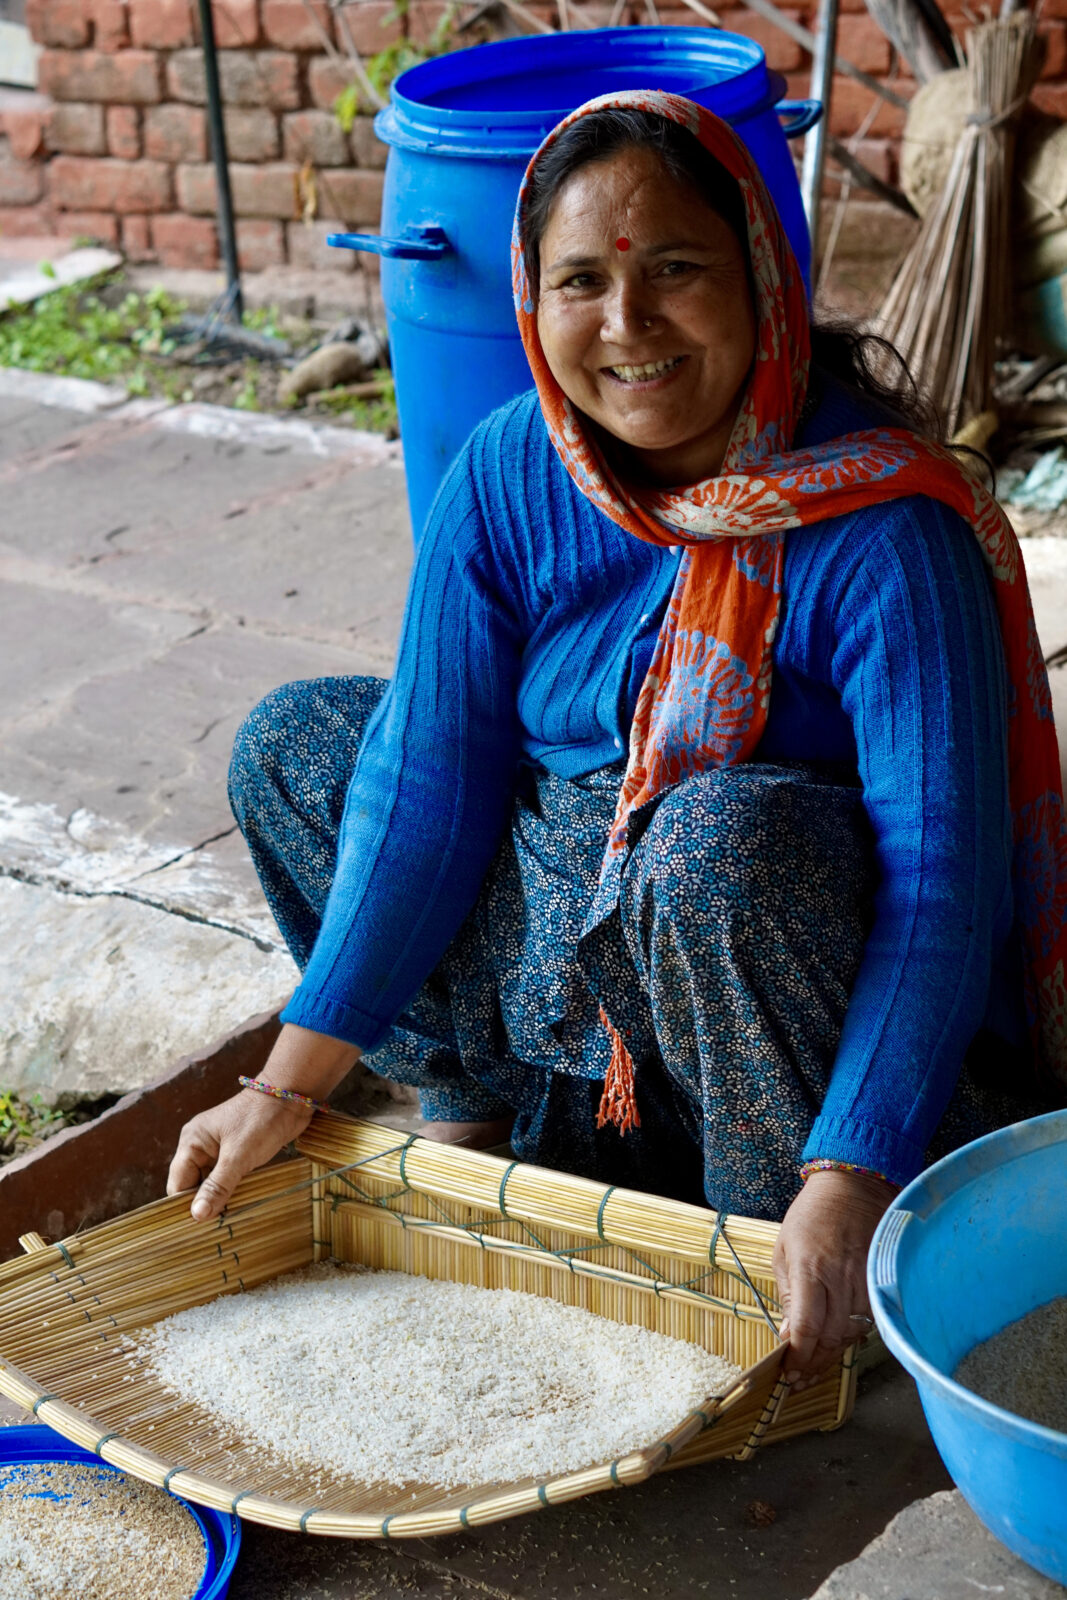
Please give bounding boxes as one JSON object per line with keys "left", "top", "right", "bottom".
{"left": 955, "top": 1294, "right": 1067, "bottom": 1434}
{"left": 132, "top": 1264, "right": 741, "bottom": 1489}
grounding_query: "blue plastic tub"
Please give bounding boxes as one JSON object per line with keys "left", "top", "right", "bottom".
{"left": 330, "top": 27, "right": 821, "bottom": 540}
{"left": 0, "top": 1424, "right": 242, "bottom": 1599}
{"left": 868, "top": 1109, "right": 1067, "bottom": 1585}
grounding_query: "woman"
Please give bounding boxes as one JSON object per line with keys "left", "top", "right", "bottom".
{"left": 168, "top": 91, "right": 1066, "bottom": 1388}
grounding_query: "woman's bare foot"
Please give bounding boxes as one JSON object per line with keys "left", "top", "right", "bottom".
{"left": 420, "top": 1117, "right": 514, "bottom": 1150}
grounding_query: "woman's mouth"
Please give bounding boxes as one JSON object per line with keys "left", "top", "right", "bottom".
{"left": 605, "top": 356, "right": 685, "bottom": 385}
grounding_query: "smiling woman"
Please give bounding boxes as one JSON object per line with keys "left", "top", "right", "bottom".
{"left": 171, "top": 91, "right": 1067, "bottom": 1394}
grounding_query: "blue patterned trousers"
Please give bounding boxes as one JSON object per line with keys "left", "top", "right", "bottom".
{"left": 229, "top": 675, "right": 1022, "bottom": 1220}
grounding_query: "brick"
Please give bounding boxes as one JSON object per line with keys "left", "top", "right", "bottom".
{"left": 349, "top": 115, "right": 387, "bottom": 171}
{"left": 261, "top": 0, "right": 334, "bottom": 50}
{"left": 0, "top": 158, "right": 44, "bottom": 205}
{"left": 121, "top": 212, "right": 155, "bottom": 260}
{"left": 177, "top": 159, "right": 301, "bottom": 217}
{"left": 236, "top": 216, "right": 285, "bottom": 269}
{"left": 1032, "top": 81, "right": 1067, "bottom": 117}
{"left": 55, "top": 209, "right": 120, "bottom": 243}
{"left": 91, "top": 0, "right": 130, "bottom": 50}
{"left": 286, "top": 218, "right": 356, "bottom": 271}
{"left": 45, "top": 101, "right": 107, "bottom": 154}
{"left": 150, "top": 210, "right": 218, "bottom": 267}
{"left": 333, "top": 1, "right": 400, "bottom": 53}
{"left": 38, "top": 49, "right": 162, "bottom": 104}
{"left": 408, "top": 2, "right": 452, "bottom": 45}
{"left": 224, "top": 106, "right": 278, "bottom": 161}
{"left": 25, "top": 0, "right": 90, "bottom": 47}
{"left": 317, "top": 167, "right": 384, "bottom": 225}
{"left": 210, "top": 0, "right": 260, "bottom": 46}
{"left": 48, "top": 154, "right": 173, "bottom": 212}
{"left": 307, "top": 54, "right": 353, "bottom": 111}
{"left": 3, "top": 106, "right": 47, "bottom": 161}
{"left": 130, "top": 0, "right": 195, "bottom": 47}
{"left": 0, "top": 203, "right": 56, "bottom": 237}
{"left": 167, "top": 48, "right": 300, "bottom": 108}
{"left": 827, "top": 77, "right": 910, "bottom": 138}
{"left": 107, "top": 105, "right": 142, "bottom": 159}
{"left": 1038, "top": 22, "right": 1067, "bottom": 79}
{"left": 727, "top": 10, "right": 804, "bottom": 73}
{"left": 143, "top": 102, "right": 207, "bottom": 162}
{"left": 836, "top": 13, "right": 892, "bottom": 76}
{"left": 282, "top": 108, "right": 348, "bottom": 166}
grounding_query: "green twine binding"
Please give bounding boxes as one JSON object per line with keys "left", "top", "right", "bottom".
{"left": 654, "top": 1439, "right": 674, "bottom": 1461}
{"left": 31, "top": 1394, "right": 57, "bottom": 1416}
{"left": 397, "top": 1134, "right": 418, "bottom": 1191}
{"left": 231, "top": 1490, "right": 254, "bottom": 1515}
{"left": 380, "top": 1514, "right": 396, "bottom": 1539}
{"left": 609, "top": 1459, "right": 622, "bottom": 1485}
{"left": 537, "top": 1484, "right": 550, "bottom": 1508}
{"left": 595, "top": 1186, "right": 616, "bottom": 1242}
{"left": 54, "top": 1242, "right": 75, "bottom": 1270}
{"left": 299, "top": 1506, "right": 321, "bottom": 1532}
{"left": 459, "top": 1505, "right": 471, "bottom": 1529}
{"left": 94, "top": 1432, "right": 120, "bottom": 1456}
{"left": 497, "top": 1160, "right": 518, "bottom": 1217}
{"left": 163, "top": 1467, "right": 186, "bottom": 1491}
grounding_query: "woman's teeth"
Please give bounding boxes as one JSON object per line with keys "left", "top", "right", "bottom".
{"left": 609, "top": 357, "right": 683, "bottom": 383}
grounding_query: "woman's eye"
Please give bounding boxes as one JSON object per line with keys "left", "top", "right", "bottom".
{"left": 660, "top": 259, "right": 697, "bottom": 277}
{"left": 562, "top": 272, "right": 598, "bottom": 290}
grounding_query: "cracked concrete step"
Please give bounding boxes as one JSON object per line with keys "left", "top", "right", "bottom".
{"left": 807, "top": 1488, "right": 1067, "bottom": 1598}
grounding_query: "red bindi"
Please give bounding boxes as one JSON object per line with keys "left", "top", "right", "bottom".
{"left": 615, "top": 237, "right": 631, "bottom": 251}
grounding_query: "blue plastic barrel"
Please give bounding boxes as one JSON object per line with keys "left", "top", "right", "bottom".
{"left": 868, "top": 1110, "right": 1067, "bottom": 1585}
{"left": 330, "top": 27, "right": 820, "bottom": 541}
{"left": 0, "top": 1424, "right": 242, "bottom": 1598}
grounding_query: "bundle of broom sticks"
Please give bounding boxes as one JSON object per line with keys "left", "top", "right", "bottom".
{"left": 870, "top": 8, "right": 1042, "bottom": 439}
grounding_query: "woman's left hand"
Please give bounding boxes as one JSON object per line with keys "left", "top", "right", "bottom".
{"left": 771, "top": 1168, "right": 896, "bottom": 1389}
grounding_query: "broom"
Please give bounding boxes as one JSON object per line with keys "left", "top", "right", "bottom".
{"left": 869, "top": 8, "right": 1042, "bottom": 439}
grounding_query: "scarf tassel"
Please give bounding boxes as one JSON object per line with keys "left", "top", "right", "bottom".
{"left": 596, "top": 1006, "right": 641, "bottom": 1134}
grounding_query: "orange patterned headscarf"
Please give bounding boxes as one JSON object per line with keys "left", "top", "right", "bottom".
{"left": 512, "top": 90, "right": 1067, "bottom": 1131}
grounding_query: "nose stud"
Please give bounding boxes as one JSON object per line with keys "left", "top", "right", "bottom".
{"left": 642, "top": 318, "right": 652, "bottom": 329}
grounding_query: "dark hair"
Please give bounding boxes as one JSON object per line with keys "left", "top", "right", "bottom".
{"left": 522, "top": 108, "right": 942, "bottom": 442}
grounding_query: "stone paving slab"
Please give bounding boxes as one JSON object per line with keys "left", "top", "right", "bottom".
{"left": 0, "top": 371, "right": 409, "bottom": 1097}
{"left": 809, "top": 1488, "right": 1066, "bottom": 1599}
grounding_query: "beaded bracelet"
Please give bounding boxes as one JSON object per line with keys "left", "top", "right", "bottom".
{"left": 238, "top": 1076, "right": 326, "bottom": 1112}
{"left": 799, "top": 1157, "right": 898, "bottom": 1191}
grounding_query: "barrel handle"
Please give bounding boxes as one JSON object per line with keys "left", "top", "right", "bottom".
{"left": 777, "top": 99, "right": 823, "bottom": 139}
{"left": 867, "top": 1205, "right": 914, "bottom": 1325}
{"left": 327, "top": 225, "right": 452, "bottom": 261}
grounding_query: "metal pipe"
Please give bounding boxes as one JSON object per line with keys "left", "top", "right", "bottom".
{"left": 800, "top": 0, "right": 840, "bottom": 268}
{"left": 195, "top": 0, "right": 242, "bottom": 323}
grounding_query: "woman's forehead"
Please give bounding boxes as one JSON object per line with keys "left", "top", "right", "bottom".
{"left": 539, "top": 151, "right": 739, "bottom": 256}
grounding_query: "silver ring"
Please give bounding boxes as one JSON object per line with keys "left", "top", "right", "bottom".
{"left": 849, "top": 1313, "right": 875, "bottom": 1328}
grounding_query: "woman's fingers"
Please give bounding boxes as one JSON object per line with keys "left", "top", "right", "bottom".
{"left": 166, "top": 1093, "right": 311, "bottom": 1221}
{"left": 166, "top": 1117, "right": 218, "bottom": 1199}
{"left": 779, "top": 1270, "right": 827, "bottom": 1382}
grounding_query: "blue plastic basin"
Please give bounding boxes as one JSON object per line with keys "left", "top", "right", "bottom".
{"left": 330, "top": 27, "right": 820, "bottom": 540}
{"left": 868, "top": 1109, "right": 1067, "bottom": 1585}
{"left": 0, "top": 1424, "right": 242, "bottom": 1599}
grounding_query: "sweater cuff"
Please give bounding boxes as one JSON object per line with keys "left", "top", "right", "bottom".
{"left": 280, "top": 988, "right": 391, "bottom": 1053}
{"left": 801, "top": 1114, "right": 926, "bottom": 1192}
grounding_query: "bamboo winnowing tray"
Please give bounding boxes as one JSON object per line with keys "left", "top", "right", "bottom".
{"left": 0, "top": 1113, "right": 858, "bottom": 1537}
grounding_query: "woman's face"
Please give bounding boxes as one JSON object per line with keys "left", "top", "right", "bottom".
{"left": 536, "top": 146, "right": 756, "bottom": 487}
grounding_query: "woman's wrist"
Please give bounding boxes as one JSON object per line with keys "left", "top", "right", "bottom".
{"left": 250, "top": 1022, "right": 362, "bottom": 1105}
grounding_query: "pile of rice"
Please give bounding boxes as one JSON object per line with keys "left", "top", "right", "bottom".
{"left": 0, "top": 1460, "right": 206, "bottom": 1600}
{"left": 133, "top": 1264, "right": 741, "bottom": 1489}
{"left": 955, "top": 1293, "right": 1067, "bottom": 1434}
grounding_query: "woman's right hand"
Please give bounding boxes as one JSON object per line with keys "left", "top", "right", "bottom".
{"left": 166, "top": 1023, "right": 361, "bottom": 1221}
{"left": 166, "top": 1090, "right": 313, "bottom": 1221}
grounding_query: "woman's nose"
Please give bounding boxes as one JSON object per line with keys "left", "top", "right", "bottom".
{"left": 600, "top": 280, "right": 657, "bottom": 343}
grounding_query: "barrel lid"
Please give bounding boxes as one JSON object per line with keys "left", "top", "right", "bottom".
{"left": 378, "top": 27, "right": 781, "bottom": 157}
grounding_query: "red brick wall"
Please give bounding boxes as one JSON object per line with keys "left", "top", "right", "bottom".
{"left": 0, "top": 1, "right": 1062, "bottom": 270}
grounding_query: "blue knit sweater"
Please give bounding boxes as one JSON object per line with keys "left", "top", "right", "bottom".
{"left": 282, "top": 381, "right": 1024, "bottom": 1188}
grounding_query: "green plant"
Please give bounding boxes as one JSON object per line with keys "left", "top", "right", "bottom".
{"left": 0, "top": 1089, "right": 65, "bottom": 1145}
{"left": 0, "top": 274, "right": 187, "bottom": 392}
